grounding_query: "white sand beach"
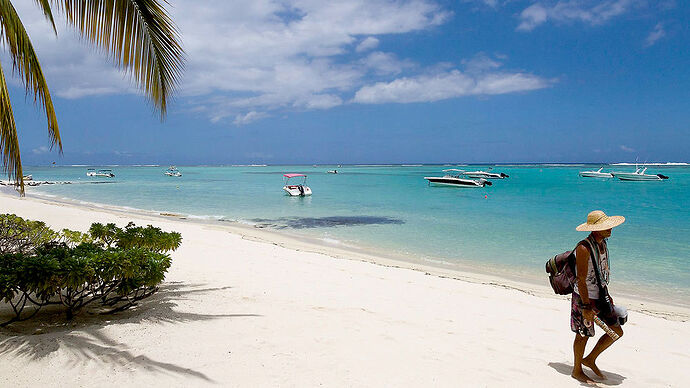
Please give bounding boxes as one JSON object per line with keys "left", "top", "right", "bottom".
{"left": 1, "top": 191, "right": 689, "bottom": 387}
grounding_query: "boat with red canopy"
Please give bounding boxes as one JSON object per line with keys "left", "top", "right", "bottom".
{"left": 283, "top": 174, "right": 312, "bottom": 196}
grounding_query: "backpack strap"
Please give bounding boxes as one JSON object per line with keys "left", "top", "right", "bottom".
{"left": 585, "top": 235, "right": 614, "bottom": 311}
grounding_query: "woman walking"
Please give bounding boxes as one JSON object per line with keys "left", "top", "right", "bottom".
{"left": 571, "top": 210, "right": 626, "bottom": 382}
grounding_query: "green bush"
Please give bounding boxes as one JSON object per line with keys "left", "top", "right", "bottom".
{"left": 0, "top": 215, "right": 181, "bottom": 326}
{"left": 0, "top": 214, "right": 57, "bottom": 254}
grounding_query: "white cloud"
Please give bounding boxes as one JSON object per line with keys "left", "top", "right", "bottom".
{"left": 11, "top": 1, "right": 548, "bottom": 124}
{"left": 644, "top": 23, "right": 665, "bottom": 47}
{"left": 14, "top": 1, "right": 453, "bottom": 124}
{"left": 353, "top": 70, "right": 550, "bottom": 103}
{"left": 353, "top": 56, "right": 552, "bottom": 104}
{"left": 32, "top": 146, "right": 50, "bottom": 155}
{"left": 620, "top": 145, "right": 636, "bottom": 153}
{"left": 356, "top": 37, "right": 380, "bottom": 52}
{"left": 359, "top": 52, "right": 414, "bottom": 75}
{"left": 463, "top": 0, "right": 500, "bottom": 8}
{"left": 233, "top": 111, "right": 268, "bottom": 125}
{"left": 517, "top": 0, "right": 637, "bottom": 31}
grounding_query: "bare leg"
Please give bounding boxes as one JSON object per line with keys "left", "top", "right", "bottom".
{"left": 572, "top": 333, "right": 594, "bottom": 383}
{"left": 583, "top": 326, "right": 624, "bottom": 378}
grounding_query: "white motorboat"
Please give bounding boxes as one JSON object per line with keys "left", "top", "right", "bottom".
{"left": 462, "top": 168, "right": 509, "bottom": 179}
{"left": 164, "top": 166, "right": 182, "bottom": 177}
{"left": 283, "top": 173, "right": 312, "bottom": 196}
{"left": 326, "top": 170, "right": 338, "bottom": 174}
{"left": 613, "top": 167, "right": 669, "bottom": 181}
{"left": 579, "top": 167, "right": 613, "bottom": 178}
{"left": 22, "top": 175, "right": 33, "bottom": 181}
{"left": 424, "top": 169, "right": 492, "bottom": 188}
{"left": 86, "top": 168, "right": 115, "bottom": 177}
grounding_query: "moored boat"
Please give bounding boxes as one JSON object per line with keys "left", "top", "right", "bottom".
{"left": 86, "top": 168, "right": 115, "bottom": 177}
{"left": 462, "top": 168, "right": 509, "bottom": 179}
{"left": 283, "top": 173, "right": 312, "bottom": 196}
{"left": 424, "top": 169, "right": 492, "bottom": 188}
{"left": 579, "top": 167, "right": 613, "bottom": 178}
{"left": 613, "top": 167, "right": 668, "bottom": 181}
{"left": 164, "top": 166, "right": 182, "bottom": 177}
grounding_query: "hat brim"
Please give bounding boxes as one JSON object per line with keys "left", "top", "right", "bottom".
{"left": 576, "top": 215, "right": 625, "bottom": 232}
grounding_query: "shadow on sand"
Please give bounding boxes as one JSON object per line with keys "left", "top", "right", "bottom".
{"left": 0, "top": 282, "right": 261, "bottom": 382}
{"left": 548, "top": 362, "right": 626, "bottom": 386}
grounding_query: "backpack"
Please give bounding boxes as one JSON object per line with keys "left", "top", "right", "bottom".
{"left": 545, "top": 238, "right": 593, "bottom": 295}
{"left": 545, "top": 249, "right": 576, "bottom": 295}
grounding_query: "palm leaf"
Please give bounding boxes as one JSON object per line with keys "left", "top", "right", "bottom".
{"left": 33, "top": 0, "right": 57, "bottom": 33}
{"left": 54, "top": 0, "right": 185, "bottom": 117}
{"left": 0, "top": 0, "right": 61, "bottom": 194}
{"left": 0, "top": 62, "right": 24, "bottom": 194}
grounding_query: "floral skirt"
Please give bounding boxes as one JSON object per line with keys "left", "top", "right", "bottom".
{"left": 571, "top": 292, "right": 620, "bottom": 337}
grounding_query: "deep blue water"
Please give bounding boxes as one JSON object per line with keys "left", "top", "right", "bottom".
{"left": 22, "top": 164, "right": 690, "bottom": 303}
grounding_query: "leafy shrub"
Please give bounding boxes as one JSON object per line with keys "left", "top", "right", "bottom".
{"left": 0, "top": 215, "right": 181, "bottom": 326}
{"left": 0, "top": 214, "right": 57, "bottom": 254}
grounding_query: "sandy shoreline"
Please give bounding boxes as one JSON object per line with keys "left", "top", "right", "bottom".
{"left": 11, "top": 188, "right": 690, "bottom": 316}
{"left": 1, "top": 191, "right": 689, "bottom": 386}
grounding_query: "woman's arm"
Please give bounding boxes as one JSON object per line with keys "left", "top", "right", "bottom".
{"left": 576, "top": 244, "right": 594, "bottom": 321}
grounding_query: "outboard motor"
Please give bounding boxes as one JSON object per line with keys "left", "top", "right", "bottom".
{"left": 298, "top": 185, "right": 305, "bottom": 196}
{"left": 484, "top": 180, "right": 493, "bottom": 186}
{"left": 500, "top": 173, "right": 509, "bottom": 178}
{"left": 657, "top": 174, "right": 669, "bottom": 179}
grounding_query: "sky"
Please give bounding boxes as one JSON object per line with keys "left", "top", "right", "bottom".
{"left": 6, "top": 0, "right": 690, "bottom": 165}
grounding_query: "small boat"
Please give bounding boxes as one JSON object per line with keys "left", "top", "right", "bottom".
{"left": 283, "top": 173, "right": 312, "bottom": 196}
{"left": 613, "top": 167, "right": 669, "bottom": 181}
{"left": 22, "top": 175, "right": 33, "bottom": 181}
{"left": 579, "top": 167, "right": 613, "bottom": 178}
{"left": 424, "top": 169, "right": 492, "bottom": 188}
{"left": 462, "top": 168, "right": 509, "bottom": 179}
{"left": 86, "top": 168, "right": 115, "bottom": 177}
{"left": 164, "top": 166, "right": 182, "bottom": 177}
{"left": 327, "top": 170, "right": 338, "bottom": 174}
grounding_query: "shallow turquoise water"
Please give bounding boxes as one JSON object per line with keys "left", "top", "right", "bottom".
{"left": 23, "top": 164, "right": 690, "bottom": 303}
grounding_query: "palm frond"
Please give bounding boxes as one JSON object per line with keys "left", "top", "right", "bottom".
{"left": 33, "top": 0, "right": 58, "bottom": 33}
{"left": 55, "top": 0, "right": 185, "bottom": 118}
{"left": 0, "top": 62, "right": 24, "bottom": 195}
{"left": 0, "top": 0, "right": 61, "bottom": 152}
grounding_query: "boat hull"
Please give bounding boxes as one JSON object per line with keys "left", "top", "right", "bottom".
{"left": 463, "top": 172, "right": 508, "bottom": 179}
{"left": 283, "top": 185, "right": 312, "bottom": 196}
{"left": 424, "top": 177, "right": 489, "bottom": 188}
{"left": 615, "top": 173, "right": 663, "bottom": 181}
{"left": 579, "top": 172, "right": 613, "bottom": 178}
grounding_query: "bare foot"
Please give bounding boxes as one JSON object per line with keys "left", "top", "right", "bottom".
{"left": 582, "top": 357, "right": 605, "bottom": 379}
{"left": 571, "top": 369, "right": 596, "bottom": 384}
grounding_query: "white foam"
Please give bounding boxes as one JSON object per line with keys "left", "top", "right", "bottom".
{"left": 320, "top": 237, "right": 342, "bottom": 245}
{"left": 611, "top": 162, "right": 688, "bottom": 166}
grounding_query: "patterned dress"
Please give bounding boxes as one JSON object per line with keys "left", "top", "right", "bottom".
{"left": 570, "top": 237, "right": 617, "bottom": 337}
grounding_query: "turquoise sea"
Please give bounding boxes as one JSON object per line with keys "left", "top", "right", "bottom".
{"left": 21, "top": 164, "right": 690, "bottom": 305}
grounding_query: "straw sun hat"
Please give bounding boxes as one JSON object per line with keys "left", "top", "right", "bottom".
{"left": 576, "top": 210, "right": 626, "bottom": 232}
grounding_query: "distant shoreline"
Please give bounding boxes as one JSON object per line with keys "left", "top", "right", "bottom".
{"left": 21, "top": 162, "right": 690, "bottom": 168}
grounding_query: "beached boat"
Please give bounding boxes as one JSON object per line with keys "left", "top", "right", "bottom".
{"left": 424, "top": 169, "right": 492, "bottom": 188}
{"left": 86, "top": 168, "right": 115, "bottom": 177}
{"left": 613, "top": 167, "right": 669, "bottom": 181}
{"left": 283, "top": 173, "right": 312, "bottom": 196}
{"left": 579, "top": 167, "right": 613, "bottom": 178}
{"left": 164, "top": 166, "right": 182, "bottom": 177}
{"left": 462, "top": 168, "right": 509, "bottom": 179}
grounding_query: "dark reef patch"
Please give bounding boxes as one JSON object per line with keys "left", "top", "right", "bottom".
{"left": 250, "top": 216, "right": 404, "bottom": 229}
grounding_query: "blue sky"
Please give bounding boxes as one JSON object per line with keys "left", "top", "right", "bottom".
{"left": 7, "top": 0, "right": 690, "bottom": 165}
